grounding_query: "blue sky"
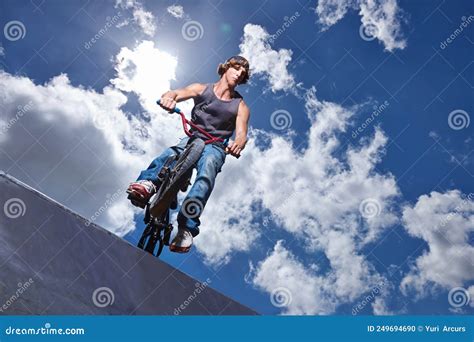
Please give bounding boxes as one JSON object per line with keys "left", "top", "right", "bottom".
{"left": 1, "top": 0, "right": 473, "bottom": 315}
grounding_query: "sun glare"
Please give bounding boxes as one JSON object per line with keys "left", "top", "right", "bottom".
{"left": 112, "top": 41, "right": 178, "bottom": 113}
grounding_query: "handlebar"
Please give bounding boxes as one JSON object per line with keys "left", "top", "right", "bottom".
{"left": 156, "top": 99, "right": 240, "bottom": 158}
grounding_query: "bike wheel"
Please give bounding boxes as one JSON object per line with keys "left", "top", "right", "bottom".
{"left": 149, "top": 138, "right": 205, "bottom": 218}
{"left": 142, "top": 212, "right": 168, "bottom": 257}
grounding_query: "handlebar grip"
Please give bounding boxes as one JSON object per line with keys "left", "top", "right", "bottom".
{"left": 156, "top": 99, "right": 182, "bottom": 113}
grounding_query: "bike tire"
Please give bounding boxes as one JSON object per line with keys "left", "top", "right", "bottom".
{"left": 149, "top": 138, "right": 205, "bottom": 218}
{"left": 142, "top": 211, "right": 168, "bottom": 256}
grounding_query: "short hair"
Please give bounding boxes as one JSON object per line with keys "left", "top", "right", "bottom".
{"left": 217, "top": 56, "right": 250, "bottom": 84}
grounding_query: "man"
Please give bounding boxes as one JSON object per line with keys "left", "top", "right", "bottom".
{"left": 127, "top": 56, "right": 251, "bottom": 253}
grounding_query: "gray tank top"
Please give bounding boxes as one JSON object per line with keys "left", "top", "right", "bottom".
{"left": 190, "top": 83, "right": 242, "bottom": 143}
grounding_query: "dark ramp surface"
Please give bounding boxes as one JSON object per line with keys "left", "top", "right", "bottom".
{"left": 0, "top": 171, "right": 257, "bottom": 315}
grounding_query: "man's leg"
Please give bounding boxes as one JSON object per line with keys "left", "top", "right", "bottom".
{"left": 176, "top": 144, "right": 226, "bottom": 237}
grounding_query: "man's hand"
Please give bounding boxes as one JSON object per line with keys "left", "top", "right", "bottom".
{"left": 225, "top": 138, "right": 246, "bottom": 157}
{"left": 159, "top": 92, "right": 177, "bottom": 113}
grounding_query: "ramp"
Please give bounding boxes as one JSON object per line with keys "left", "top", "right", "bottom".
{"left": 0, "top": 171, "right": 257, "bottom": 315}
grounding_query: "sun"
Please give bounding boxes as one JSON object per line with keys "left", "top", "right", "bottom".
{"left": 112, "top": 40, "right": 178, "bottom": 113}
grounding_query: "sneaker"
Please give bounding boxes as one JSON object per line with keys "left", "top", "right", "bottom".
{"left": 169, "top": 227, "right": 193, "bottom": 253}
{"left": 126, "top": 180, "right": 156, "bottom": 208}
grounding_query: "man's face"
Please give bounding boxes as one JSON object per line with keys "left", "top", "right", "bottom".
{"left": 225, "top": 63, "right": 247, "bottom": 86}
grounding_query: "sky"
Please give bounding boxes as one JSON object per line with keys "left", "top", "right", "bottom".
{"left": 0, "top": 0, "right": 473, "bottom": 315}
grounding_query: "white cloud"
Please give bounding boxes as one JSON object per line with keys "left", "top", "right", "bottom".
{"left": 248, "top": 240, "right": 337, "bottom": 315}
{"left": 401, "top": 190, "right": 474, "bottom": 298}
{"left": 252, "top": 88, "right": 399, "bottom": 247}
{"left": 239, "top": 24, "right": 296, "bottom": 93}
{"left": 167, "top": 5, "right": 185, "bottom": 19}
{"left": 358, "top": 0, "right": 407, "bottom": 51}
{"left": 316, "top": 0, "right": 354, "bottom": 27}
{"left": 0, "top": 46, "right": 5, "bottom": 57}
{"left": 248, "top": 240, "right": 387, "bottom": 315}
{"left": 0, "top": 71, "right": 135, "bottom": 235}
{"left": 0, "top": 41, "right": 181, "bottom": 237}
{"left": 316, "top": 0, "right": 407, "bottom": 51}
{"left": 115, "top": 0, "right": 156, "bottom": 36}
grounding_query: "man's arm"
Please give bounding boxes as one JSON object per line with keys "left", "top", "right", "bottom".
{"left": 159, "top": 83, "right": 206, "bottom": 112}
{"left": 226, "top": 101, "right": 250, "bottom": 157}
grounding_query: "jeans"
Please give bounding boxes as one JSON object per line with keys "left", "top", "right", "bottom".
{"left": 136, "top": 136, "right": 226, "bottom": 237}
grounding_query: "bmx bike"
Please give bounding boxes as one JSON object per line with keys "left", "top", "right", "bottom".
{"left": 129, "top": 100, "right": 234, "bottom": 257}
